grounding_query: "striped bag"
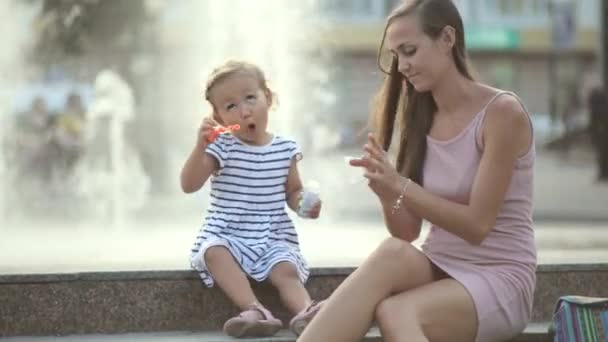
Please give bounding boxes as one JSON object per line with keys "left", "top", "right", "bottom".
{"left": 549, "top": 295, "right": 608, "bottom": 342}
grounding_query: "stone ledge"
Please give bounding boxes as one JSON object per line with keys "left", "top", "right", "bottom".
{"left": 0, "top": 263, "right": 608, "bottom": 285}
{"left": 1, "top": 264, "right": 606, "bottom": 337}
{"left": 0, "top": 267, "right": 355, "bottom": 284}
{"left": 1, "top": 263, "right": 607, "bottom": 285}
{"left": 0, "top": 324, "right": 551, "bottom": 341}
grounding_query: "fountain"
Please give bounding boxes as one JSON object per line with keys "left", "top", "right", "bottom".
{"left": 0, "top": 1, "right": 40, "bottom": 224}
{"left": 0, "top": 0, "right": 359, "bottom": 227}
{"left": 0, "top": 0, "right": 607, "bottom": 277}
{"left": 0, "top": 0, "right": 437, "bottom": 272}
{"left": 72, "top": 70, "right": 150, "bottom": 226}
{"left": 152, "top": 0, "right": 347, "bottom": 218}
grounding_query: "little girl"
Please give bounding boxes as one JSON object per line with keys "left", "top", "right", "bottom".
{"left": 180, "top": 60, "right": 323, "bottom": 338}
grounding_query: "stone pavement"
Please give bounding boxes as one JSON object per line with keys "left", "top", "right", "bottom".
{"left": 532, "top": 147, "right": 608, "bottom": 221}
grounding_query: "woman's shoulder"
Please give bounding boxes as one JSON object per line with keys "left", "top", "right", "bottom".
{"left": 475, "top": 84, "right": 513, "bottom": 101}
{"left": 473, "top": 84, "right": 527, "bottom": 118}
{"left": 478, "top": 86, "right": 532, "bottom": 150}
{"left": 486, "top": 94, "right": 527, "bottom": 122}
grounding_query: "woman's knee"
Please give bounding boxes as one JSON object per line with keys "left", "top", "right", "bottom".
{"left": 268, "top": 261, "right": 299, "bottom": 286}
{"left": 373, "top": 237, "right": 420, "bottom": 266}
{"left": 367, "top": 237, "right": 437, "bottom": 295}
{"left": 375, "top": 295, "right": 419, "bottom": 331}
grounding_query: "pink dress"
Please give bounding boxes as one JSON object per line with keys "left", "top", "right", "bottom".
{"left": 421, "top": 91, "right": 537, "bottom": 342}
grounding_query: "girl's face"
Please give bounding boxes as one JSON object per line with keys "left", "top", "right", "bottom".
{"left": 209, "top": 72, "right": 271, "bottom": 145}
{"left": 385, "top": 14, "right": 453, "bottom": 92}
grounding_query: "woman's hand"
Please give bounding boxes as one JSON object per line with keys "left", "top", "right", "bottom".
{"left": 349, "top": 133, "right": 405, "bottom": 201}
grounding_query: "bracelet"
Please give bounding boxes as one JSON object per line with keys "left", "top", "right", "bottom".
{"left": 391, "top": 178, "right": 412, "bottom": 214}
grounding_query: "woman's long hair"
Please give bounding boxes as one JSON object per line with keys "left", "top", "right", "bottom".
{"left": 373, "top": 0, "right": 473, "bottom": 184}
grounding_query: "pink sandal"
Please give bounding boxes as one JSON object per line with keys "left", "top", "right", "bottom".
{"left": 289, "top": 300, "right": 325, "bottom": 336}
{"left": 223, "top": 303, "right": 283, "bottom": 338}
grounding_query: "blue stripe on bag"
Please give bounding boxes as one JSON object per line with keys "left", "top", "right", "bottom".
{"left": 551, "top": 296, "right": 608, "bottom": 342}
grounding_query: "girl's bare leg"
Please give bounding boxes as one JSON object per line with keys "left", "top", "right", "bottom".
{"left": 205, "top": 246, "right": 259, "bottom": 311}
{"left": 269, "top": 261, "right": 311, "bottom": 314}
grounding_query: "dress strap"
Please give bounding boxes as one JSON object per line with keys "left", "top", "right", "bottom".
{"left": 475, "top": 91, "right": 533, "bottom": 152}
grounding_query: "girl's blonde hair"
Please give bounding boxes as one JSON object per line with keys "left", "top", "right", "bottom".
{"left": 204, "top": 60, "right": 275, "bottom": 122}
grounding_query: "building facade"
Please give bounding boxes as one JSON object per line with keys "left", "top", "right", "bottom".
{"left": 317, "top": 0, "right": 601, "bottom": 123}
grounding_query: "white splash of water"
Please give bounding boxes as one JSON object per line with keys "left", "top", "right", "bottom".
{"left": 74, "top": 70, "right": 150, "bottom": 226}
{"left": 0, "top": 1, "right": 40, "bottom": 224}
{"left": 152, "top": 0, "right": 335, "bottom": 205}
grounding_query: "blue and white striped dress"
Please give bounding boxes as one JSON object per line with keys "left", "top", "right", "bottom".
{"left": 189, "top": 134, "right": 309, "bottom": 287}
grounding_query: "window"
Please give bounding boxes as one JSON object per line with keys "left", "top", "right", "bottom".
{"left": 494, "top": 0, "right": 548, "bottom": 15}
{"left": 319, "top": 0, "right": 387, "bottom": 23}
{"left": 577, "top": 0, "right": 600, "bottom": 28}
{"left": 478, "top": 0, "right": 551, "bottom": 28}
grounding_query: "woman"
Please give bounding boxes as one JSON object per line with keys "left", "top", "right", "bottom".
{"left": 298, "top": 0, "right": 536, "bottom": 341}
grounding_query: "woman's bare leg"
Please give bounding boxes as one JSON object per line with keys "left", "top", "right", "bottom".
{"left": 376, "top": 278, "right": 477, "bottom": 342}
{"left": 297, "top": 237, "right": 438, "bottom": 342}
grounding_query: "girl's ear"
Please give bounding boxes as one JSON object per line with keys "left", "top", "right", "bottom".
{"left": 264, "top": 88, "right": 273, "bottom": 104}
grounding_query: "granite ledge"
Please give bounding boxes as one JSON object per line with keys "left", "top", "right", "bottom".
{"left": 0, "top": 263, "right": 606, "bottom": 285}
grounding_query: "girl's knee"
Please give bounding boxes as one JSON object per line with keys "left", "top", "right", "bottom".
{"left": 203, "top": 246, "right": 233, "bottom": 268}
{"left": 269, "top": 262, "right": 299, "bottom": 286}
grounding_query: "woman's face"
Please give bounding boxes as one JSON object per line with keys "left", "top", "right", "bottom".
{"left": 385, "top": 14, "right": 453, "bottom": 92}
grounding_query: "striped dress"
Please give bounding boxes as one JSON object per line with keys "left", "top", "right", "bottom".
{"left": 189, "top": 134, "right": 309, "bottom": 287}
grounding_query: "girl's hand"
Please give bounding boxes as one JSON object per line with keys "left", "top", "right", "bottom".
{"left": 296, "top": 189, "right": 322, "bottom": 219}
{"left": 307, "top": 200, "right": 322, "bottom": 219}
{"left": 197, "top": 117, "right": 219, "bottom": 149}
{"left": 349, "top": 133, "right": 404, "bottom": 201}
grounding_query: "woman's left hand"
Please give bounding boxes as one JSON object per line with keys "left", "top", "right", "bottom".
{"left": 349, "top": 133, "right": 404, "bottom": 201}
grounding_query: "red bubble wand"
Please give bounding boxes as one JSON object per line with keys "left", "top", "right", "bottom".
{"left": 207, "top": 124, "right": 241, "bottom": 142}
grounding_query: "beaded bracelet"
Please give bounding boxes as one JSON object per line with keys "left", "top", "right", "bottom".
{"left": 391, "top": 178, "right": 412, "bottom": 214}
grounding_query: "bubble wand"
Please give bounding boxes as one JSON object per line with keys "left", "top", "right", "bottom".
{"left": 207, "top": 124, "right": 241, "bottom": 142}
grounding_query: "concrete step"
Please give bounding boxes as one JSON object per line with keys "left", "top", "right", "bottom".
{"left": 0, "top": 324, "right": 551, "bottom": 341}
{"left": 2, "top": 264, "right": 605, "bottom": 337}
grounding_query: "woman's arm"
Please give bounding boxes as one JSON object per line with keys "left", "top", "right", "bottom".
{"left": 397, "top": 96, "right": 531, "bottom": 244}
{"left": 357, "top": 95, "right": 531, "bottom": 245}
{"left": 379, "top": 196, "right": 422, "bottom": 242}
